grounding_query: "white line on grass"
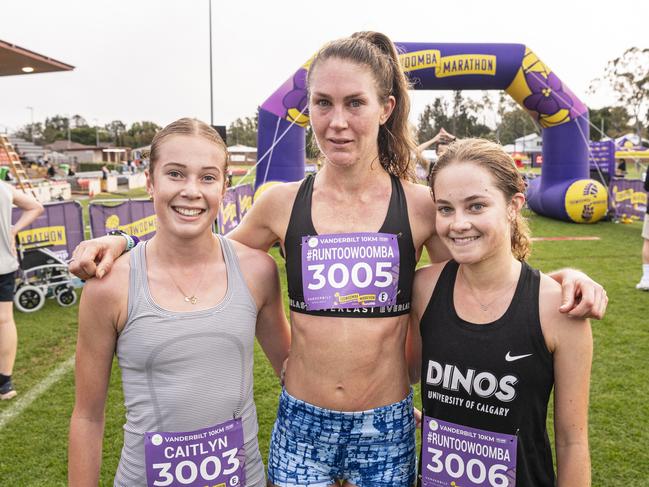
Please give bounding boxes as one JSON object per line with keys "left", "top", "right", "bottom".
{"left": 0, "top": 355, "right": 75, "bottom": 430}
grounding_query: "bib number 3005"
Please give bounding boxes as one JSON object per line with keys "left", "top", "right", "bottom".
{"left": 301, "top": 233, "right": 400, "bottom": 311}
{"left": 307, "top": 261, "right": 392, "bottom": 290}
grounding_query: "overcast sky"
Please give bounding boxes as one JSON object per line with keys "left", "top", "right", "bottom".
{"left": 2, "top": 0, "right": 647, "bottom": 134}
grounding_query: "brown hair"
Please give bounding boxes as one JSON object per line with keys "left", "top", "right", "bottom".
{"left": 306, "top": 31, "right": 417, "bottom": 181}
{"left": 429, "top": 138, "right": 531, "bottom": 261}
{"left": 148, "top": 117, "right": 229, "bottom": 181}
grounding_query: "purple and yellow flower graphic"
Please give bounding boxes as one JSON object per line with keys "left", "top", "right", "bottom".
{"left": 283, "top": 69, "right": 309, "bottom": 127}
{"left": 522, "top": 71, "right": 574, "bottom": 127}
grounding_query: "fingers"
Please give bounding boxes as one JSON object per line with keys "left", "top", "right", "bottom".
{"left": 413, "top": 407, "right": 422, "bottom": 429}
{"left": 565, "top": 281, "right": 608, "bottom": 320}
{"left": 558, "top": 279, "right": 576, "bottom": 314}
{"left": 69, "top": 243, "right": 98, "bottom": 280}
{"left": 96, "top": 251, "right": 116, "bottom": 279}
{"left": 69, "top": 242, "right": 103, "bottom": 280}
{"left": 572, "top": 285, "right": 607, "bottom": 320}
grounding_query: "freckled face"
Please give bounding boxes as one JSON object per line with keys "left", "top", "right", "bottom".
{"left": 433, "top": 162, "right": 519, "bottom": 264}
{"left": 308, "top": 58, "right": 394, "bottom": 169}
{"left": 147, "top": 135, "right": 226, "bottom": 239}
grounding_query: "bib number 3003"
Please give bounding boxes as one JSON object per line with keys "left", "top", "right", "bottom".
{"left": 145, "top": 418, "right": 245, "bottom": 487}
{"left": 151, "top": 449, "right": 240, "bottom": 486}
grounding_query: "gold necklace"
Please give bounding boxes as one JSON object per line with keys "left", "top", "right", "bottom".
{"left": 162, "top": 240, "right": 217, "bottom": 305}
{"left": 166, "top": 265, "right": 208, "bottom": 305}
{"left": 459, "top": 266, "right": 517, "bottom": 312}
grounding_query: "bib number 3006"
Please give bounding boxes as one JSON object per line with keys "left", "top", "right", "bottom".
{"left": 426, "top": 448, "right": 511, "bottom": 486}
{"left": 421, "top": 416, "right": 517, "bottom": 487}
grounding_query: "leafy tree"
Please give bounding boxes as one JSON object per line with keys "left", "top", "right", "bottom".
{"left": 416, "top": 97, "right": 451, "bottom": 143}
{"left": 588, "top": 106, "right": 632, "bottom": 141}
{"left": 124, "top": 121, "right": 161, "bottom": 148}
{"left": 71, "top": 114, "right": 88, "bottom": 128}
{"left": 106, "top": 120, "right": 127, "bottom": 146}
{"left": 590, "top": 47, "right": 649, "bottom": 139}
{"left": 227, "top": 113, "right": 258, "bottom": 147}
{"left": 495, "top": 108, "right": 539, "bottom": 146}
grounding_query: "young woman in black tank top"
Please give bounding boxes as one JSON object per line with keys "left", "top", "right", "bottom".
{"left": 407, "top": 139, "right": 592, "bottom": 486}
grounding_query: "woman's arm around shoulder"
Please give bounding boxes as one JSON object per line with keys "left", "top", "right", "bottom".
{"left": 400, "top": 179, "right": 451, "bottom": 263}
{"left": 68, "top": 254, "right": 130, "bottom": 487}
{"left": 227, "top": 181, "right": 302, "bottom": 251}
{"left": 406, "top": 261, "right": 448, "bottom": 384}
{"left": 229, "top": 239, "right": 290, "bottom": 377}
{"left": 539, "top": 273, "right": 592, "bottom": 487}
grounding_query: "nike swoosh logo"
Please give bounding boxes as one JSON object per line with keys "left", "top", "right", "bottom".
{"left": 505, "top": 352, "right": 533, "bottom": 362}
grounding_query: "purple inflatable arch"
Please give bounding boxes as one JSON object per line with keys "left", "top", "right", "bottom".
{"left": 256, "top": 43, "right": 608, "bottom": 223}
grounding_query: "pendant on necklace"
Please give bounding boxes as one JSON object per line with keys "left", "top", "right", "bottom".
{"left": 184, "top": 296, "right": 198, "bottom": 305}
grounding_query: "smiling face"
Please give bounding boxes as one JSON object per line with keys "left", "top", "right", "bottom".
{"left": 147, "top": 134, "right": 226, "bottom": 240}
{"left": 433, "top": 162, "right": 524, "bottom": 264}
{"left": 308, "top": 57, "right": 395, "bottom": 170}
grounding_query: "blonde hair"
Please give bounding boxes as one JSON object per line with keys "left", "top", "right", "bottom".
{"left": 149, "top": 118, "right": 228, "bottom": 180}
{"left": 429, "top": 138, "right": 532, "bottom": 261}
{"left": 307, "top": 31, "right": 418, "bottom": 181}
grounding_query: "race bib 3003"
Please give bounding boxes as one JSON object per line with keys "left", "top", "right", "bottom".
{"left": 422, "top": 416, "right": 517, "bottom": 487}
{"left": 145, "top": 418, "right": 245, "bottom": 487}
{"left": 301, "top": 232, "right": 400, "bottom": 311}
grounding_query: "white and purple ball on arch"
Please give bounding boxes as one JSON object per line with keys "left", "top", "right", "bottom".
{"left": 256, "top": 42, "right": 608, "bottom": 223}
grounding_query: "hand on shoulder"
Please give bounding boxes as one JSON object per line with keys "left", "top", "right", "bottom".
{"left": 539, "top": 273, "right": 590, "bottom": 354}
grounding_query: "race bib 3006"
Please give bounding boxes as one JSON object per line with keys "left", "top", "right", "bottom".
{"left": 145, "top": 418, "right": 245, "bottom": 487}
{"left": 301, "top": 232, "right": 400, "bottom": 311}
{"left": 422, "top": 416, "right": 517, "bottom": 487}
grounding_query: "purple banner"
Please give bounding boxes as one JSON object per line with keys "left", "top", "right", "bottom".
{"left": 89, "top": 199, "right": 156, "bottom": 240}
{"left": 589, "top": 140, "right": 615, "bottom": 174}
{"left": 235, "top": 184, "right": 254, "bottom": 220}
{"left": 12, "top": 200, "right": 83, "bottom": 260}
{"left": 218, "top": 188, "right": 239, "bottom": 235}
{"left": 144, "top": 418, "right": 245, "bottom": 487}
{"left": 611, "top": 178, "right": 647, "bottom": 219}
{"left": 422, "top": 416, "right": 517, "bottom": 487}
{"left": 300, "top": 232, "right": 399, "bottom": 311}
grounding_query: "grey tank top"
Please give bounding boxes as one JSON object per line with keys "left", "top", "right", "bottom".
{"left": 0, "top": 183, "right": 18, "bottom": 275}
{"left": 114, "top": 235, "right": 265, "bottom": 487}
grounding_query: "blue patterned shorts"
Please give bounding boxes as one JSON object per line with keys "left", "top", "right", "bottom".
{"left": 267, "top": 388, "right": 416, "bottom": 487}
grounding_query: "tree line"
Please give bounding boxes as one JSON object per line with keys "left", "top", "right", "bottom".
{"left": 14, "top": 47, "right": 647, "bottom": 151}
{"left": 15, "top": 115, "right": 161, "bottom": 148}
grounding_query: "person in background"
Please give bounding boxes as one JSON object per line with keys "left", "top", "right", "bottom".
{"left": 0, "top": 182, "right": 44, "bottom": 399}
{"left": 636, "top": 166, "right": 649, "bottom": 290}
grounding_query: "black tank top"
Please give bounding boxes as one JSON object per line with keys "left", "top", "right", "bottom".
{"left": 285, "top": 174, "right": 416, "bottom": 317}
{"left": 419, "top": 261, "right": 555, "bottom": 487}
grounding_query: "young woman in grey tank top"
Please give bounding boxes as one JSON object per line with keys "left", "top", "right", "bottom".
{"left": 69, "top": 118, "right": 290, "bottom": 487}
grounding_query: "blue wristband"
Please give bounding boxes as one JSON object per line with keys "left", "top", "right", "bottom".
{"left": 108, "top": 230, "right": 140, "bottom": 254}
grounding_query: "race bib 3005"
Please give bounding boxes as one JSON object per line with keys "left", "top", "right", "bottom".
{"left": 422, "top": 416, "right": 517, "bottom": 487}
{"left": 145, "top": 418, "right": 245, "bottom": 487}
{"left": 301, "top": 232, "right": 400, "bottom": 311}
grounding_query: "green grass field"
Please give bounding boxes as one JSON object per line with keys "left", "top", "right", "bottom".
{"left": 0, "top": 209, "right": 647, "bottom": 485}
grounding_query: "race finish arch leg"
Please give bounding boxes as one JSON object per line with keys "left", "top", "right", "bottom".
{"left": 256, "top": 42, "right": 607, "bottom": 223}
